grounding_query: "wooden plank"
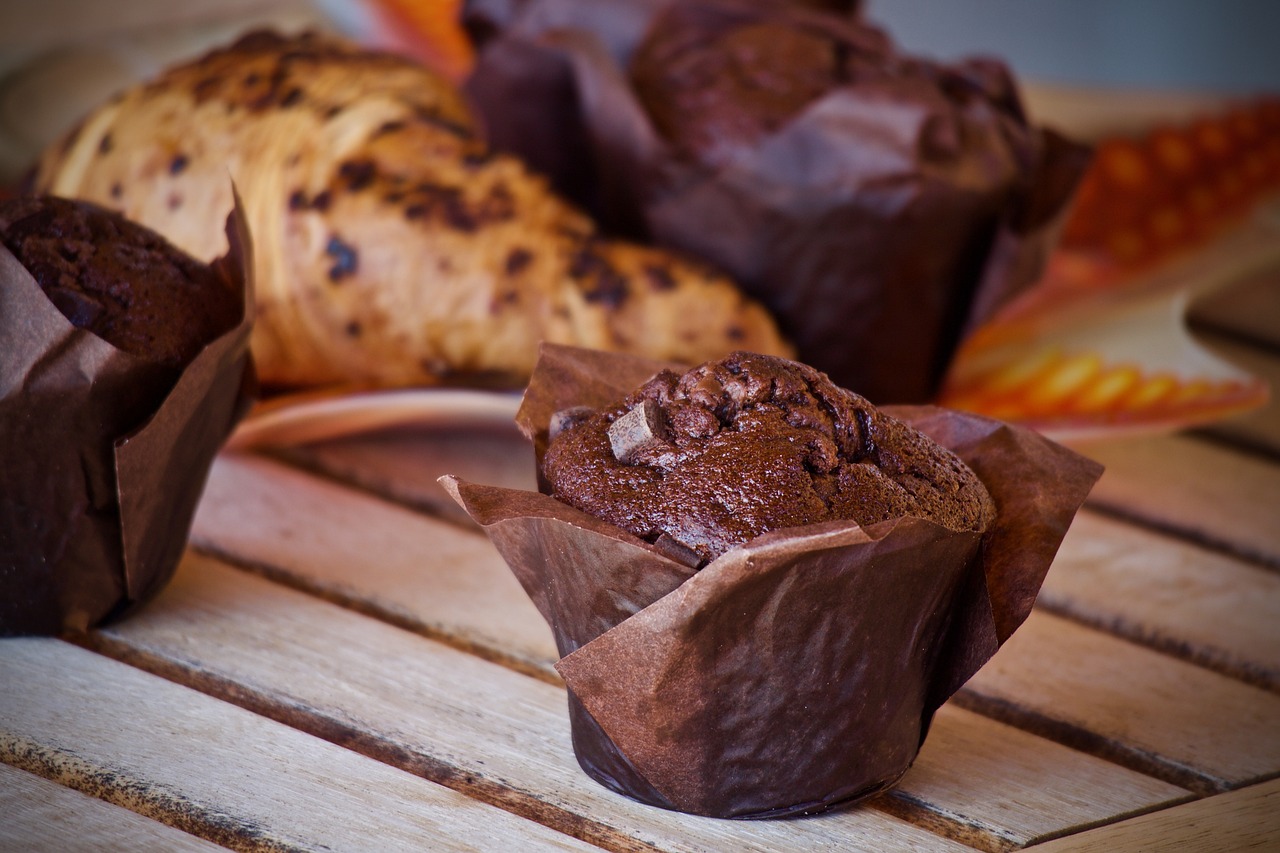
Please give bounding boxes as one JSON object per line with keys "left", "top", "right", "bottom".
{"left": 0, "top": 762, "right": 225, "bottom": 853}
{"left": 276, "top": 420, "right": 536, "bottom": 526}
{"left": 0, "top": 639, "right": 599, "bottom": 853}
{"left": 1074, "top": 433, "right": 1280, "bottom": 570}
{"left": 1040, "top": 510, "right": 1280, "bottom": 691}
{"left": 91, "top": 551, "right": 1187, "bottom": 853}
{"left": 884, "top": 705, "right": 1189, "bottom": 852}
{"left": 191, "top": 452, "right": 560, "bottom": 681}
{"left": 957, "top": 610, "right": 1280, "bottom": 794}
{"left": 1192, "top": 332, "right": 1280, "bottom": 457}
{"left": 1031, "top": 777, "right": 1280, "bottom": 853}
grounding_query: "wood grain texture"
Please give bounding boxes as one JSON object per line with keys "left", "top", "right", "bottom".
{"left": 883, "top": 705, "right": 1188, "bottom": 852}
{"left": 0, "top": 638, "right": 599, "bottom": 853}
{"left": 958, "top": 610, "right": 1280, "bottom": 793}
{"left": 1030, "top": 777, "right": 1280, "bottom": 852}
{"left": 1074, "top": 434, "right": 1280, "bottom": 570}
{"left": 84, "top": 553, "right": 970, "bottom": 853}
{"left": 191, "top": 452, "right": 560, "bottom": 681}
{"left": 277, "top": 420, "right": 537, "bottom": 525}
{"left": 88, "top": 551, "right": 1192, "bottom": 853}
{"left": 0, "top": 762, "right": 225, "bottom": 853}
{"left": 1041, "top": 509, "right": 1280, "bottom": 691}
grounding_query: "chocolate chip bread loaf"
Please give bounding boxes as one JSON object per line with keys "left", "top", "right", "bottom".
{"left": 29, "top": 30, "right": 789, "bottom": 390}
{"left": 543, "top": 351, "right": 996, "bottom": 564}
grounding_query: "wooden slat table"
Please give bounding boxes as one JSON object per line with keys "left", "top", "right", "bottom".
{"left": 4, "top": 291, "right": 1279, "bottom": 851}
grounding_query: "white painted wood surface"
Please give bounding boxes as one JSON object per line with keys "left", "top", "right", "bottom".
{"left": 0, "top": 638, "right": 599, "bottom": 852}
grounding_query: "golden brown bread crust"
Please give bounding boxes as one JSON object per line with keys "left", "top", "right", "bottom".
{"left": 30, "top": 30, "right": 790, "bottom": 389}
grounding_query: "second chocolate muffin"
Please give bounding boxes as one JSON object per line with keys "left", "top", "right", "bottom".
{"left": 543, "top": 351, "right": 995, "bottom": 564}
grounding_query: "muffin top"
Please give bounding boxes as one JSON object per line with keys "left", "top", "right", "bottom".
{"left": 0, "top": 195, "right": 239, "bottom": 368}
{"left": 543, "top": 351, "right": 995, "bottom": 564}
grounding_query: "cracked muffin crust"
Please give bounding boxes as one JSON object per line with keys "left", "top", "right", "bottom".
{"left": 543, "top": 351, "right": 995, "bottom": 564}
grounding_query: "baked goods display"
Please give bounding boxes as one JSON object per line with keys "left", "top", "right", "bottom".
{"left": 0, "top": 194, "right": 254, "bottom": 636}
{"left": 28, "top": 29, "right": 790, "bottom": 391}
{"left": 543, "top": 351, "right": 995, "bottom": 565}
{"left": 445, "top": 343, "right": 1103, "bottom": 817}
{"left": 466, "top": 0, "right": 1090, "bottom": 402}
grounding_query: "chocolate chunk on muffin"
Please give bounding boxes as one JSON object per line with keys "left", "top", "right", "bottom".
{"left": 0, "top": 195, "right": 239, "bottom": 371}
{"left": 543, "top": 351, "right": 996, "bottom": 564}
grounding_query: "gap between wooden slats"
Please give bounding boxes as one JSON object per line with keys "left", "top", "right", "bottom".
{"left": 953, "top": 609, "right": 1280, "bottom": 794}
{"left": 1039, "top": 509, "right": 1280, "bottom": 693}
{"left": 1029, "top": 777, "right": 1280, "bottom": 853}
{"left": 1075, "top": 434, "right": 1280, "bottom": 572}
{"left": 0, "top": 762, "right": 225, "bottom": 853}
{"left": 0, "top": 638, "right": 601, "bottom": 853}
{"left": 81, "top": 553, "right": 1189, "bottom": 853}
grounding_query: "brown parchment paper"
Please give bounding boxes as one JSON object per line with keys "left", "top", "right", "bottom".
{"left": 443, "top": 343, "right": 1102, "bottom": 818}
{"left": 465, "top": 0, "right": 1090, "bottom": 403}
{"left": 0, "top": 197, "right": 255, "bottom": 636}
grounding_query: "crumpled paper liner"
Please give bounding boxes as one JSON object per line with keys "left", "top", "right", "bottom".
{"left": 464, "top": 0, "right": 1090, "bottom": 403}
{"left": 0, "top": 196, "right": 256, "bottom": 636}
{"left": 443, "top": 344, "right": 1102, "bottom": 817}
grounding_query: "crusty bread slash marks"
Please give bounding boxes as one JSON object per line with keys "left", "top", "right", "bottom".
{"left": 32, "top": 30, "right": 790, "bottom": 390}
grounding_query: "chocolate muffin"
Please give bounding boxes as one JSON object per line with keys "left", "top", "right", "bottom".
{"left": 543, "top": 351, "right": 995, "bottom": 564}
{"left": 630, "top": 10, "right": 850, "bottom": 167}
{"left": 0, "top": 195, "right": 240, "bottom": 373}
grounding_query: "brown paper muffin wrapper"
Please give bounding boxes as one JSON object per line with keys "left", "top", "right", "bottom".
{"left": 0, "top": 196, "right": 256, "bottom": 636}
{"left": 442, "top": 343, "right": 1102, "bottom": 817}
{"left": 464, "top": 0, "right": 1090, "bottom": 403}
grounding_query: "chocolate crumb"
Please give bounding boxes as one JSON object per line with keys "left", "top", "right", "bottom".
{"left": 98, "top": 134, "right": 113, "bottom": 155}
{"left": 550, "top": 406, "right": 596, "bottom": 440}
{"left": 311, "top": 190, "right": 332, "bottom": 212}
{"left": 110, "top": 183, "right": 123, "bottom": 200}
{"left": 288, "top": 190, "right": 308, "bottom": 211}
{"left": 280, "top": 87, "right": 303, "bottom": 108}
{"left": 505, "top": 247, "right": 533, "bottom": 275}
{"left": 651, "top": 533, "right": 705, "bottom": 569}
{"left": 339, "top": 159, "right": 376, "bottom": 192}
{"left": 644, "top": 265, "right": 676, "bottom": 291}
{"left": 169, "top": 154, "right": 189, "bottom": 175}
{"left": 325, "top": 235, "right": 358, "bottom": 282}
{"left": 608, "top": 399, "right": 671, "bottom": 465}
{"left": 345, "top": 320, "right": 362, "bottom": 338}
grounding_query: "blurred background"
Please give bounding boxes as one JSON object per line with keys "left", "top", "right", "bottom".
{"left": 3, "top": 0, "right": 1279, "bottom": 183}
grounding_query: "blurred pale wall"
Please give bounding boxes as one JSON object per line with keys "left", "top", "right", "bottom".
{"left": 864, "top": 0, "right": 1280, "bottom": 94}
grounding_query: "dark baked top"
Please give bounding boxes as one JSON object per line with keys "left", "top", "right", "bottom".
{"left": 0, "top": 195, "right": 238, "bottom": 368}
{"left": 543, "top": 351, "right": 995, "bottom": 564}
{"left": 628, "top": 4, "right": 1018, "bottom": 169}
